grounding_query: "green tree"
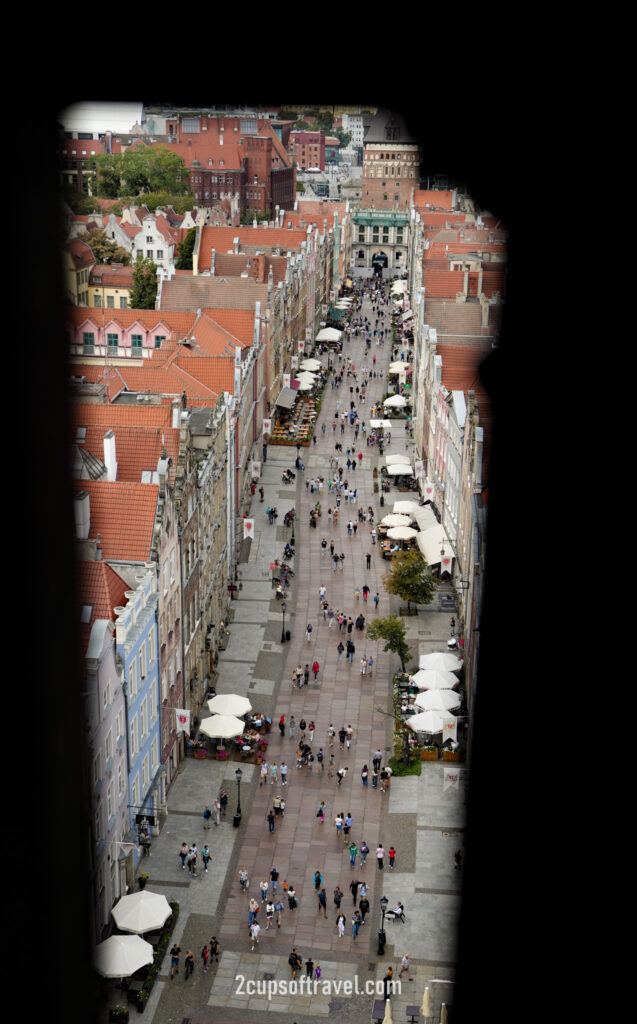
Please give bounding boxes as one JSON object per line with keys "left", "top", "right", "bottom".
{"left": 122, "top": 146, "right": 189, "bottom": 196}
{"left": 333, "top": 127, "right": 352, "bottom": 149}
{"left": 294, "top": 119, "right": 311, "bottom": 130}
{"left": 313, "top": 111, "right": 334, "bottom": 132}
{"left": 366, "top": 614, "right": 412, "bottom": 672}
{"left": 383, "top": 549, "right": 440, "bottom": 613}
{"left": 91, "top": 153, "right": 124, "bottom": 198}
{"left": 76, "top": 229, "right": 131, "bottom": 266}
{"left": 175, "top": 227, "right": 196, "bottom": 270}
{"left": 296, "top": 182, "right": 305, "bottom": 193}
{"left": 130, "top": 256, "right": 158, "bottom": 309}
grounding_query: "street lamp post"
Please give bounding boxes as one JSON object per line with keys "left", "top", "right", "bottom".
{"left": 377, "top": 895, "right": 389, "bottom": 954}
{"left": 280, "top": 600, "right": 287, "bottom": 643}
{"left": 233, "top": 767, "right": 242, "bottom": 828}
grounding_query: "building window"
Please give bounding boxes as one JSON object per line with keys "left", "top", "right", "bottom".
{"left": 131, "top": 334, "right": 143, "bottom": 352}
{"left": 107, "top": 333, "right": 119, "bottom": 352}
{"left": 120, "top": 297, "right": 128, "bottom": 308}
{"left": 154, "top": 336, "right": 165, "bottom": 349}
{"left": 107, "top": 295, "right": 115, "bottom": 308}
{"left": 82, "top": 332, "right": 95, "bottom": 352}
{"left": 129, "top": 659, "right": 137, "bottom": 699}
{"left": 94, "top": 293, "right": 102, "bottom": 307}
{"left": 137, "top": 250, "right": 143, "bottom": 259}
{"left": 93, "top": 751, "right": 102, "bottom": 786}
{"left": 105, "top": 729, "right": 113, "bottom": 763}
{"left": 156, "top": 249, "right": 163, "bottom": 260}
{"left": 139, "top": 644, "right": 147, "bottom": 680}
{"left": 130, "top": 715, "right": 138, "bottom": 758}
{"left": 358, "top": 228, "right": 365, "bottom": 242}
{"left": 146, "top": 250, "right": 153, "bottom": 259}
{"left": 146, "top": 236, "right": 153, "bottom": 244}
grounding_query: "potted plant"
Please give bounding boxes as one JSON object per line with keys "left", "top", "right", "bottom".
{"left": 420, "top": 745, "right": 439, "bottom": 761}
{"left": 442, "top": 748, "right": 460, "bottom": 762}
{"left": 136, "top": 989, "right": 149, "bottom": 1013}
{"left": 138, "top": 871, "right": 149, "bottom": 890}
{"left": 109, "top": 1007, "right": 130, "bottom": 1022}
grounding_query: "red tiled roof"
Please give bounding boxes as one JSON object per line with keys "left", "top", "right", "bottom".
{"left": 76, "top": 559, "right": 129, "bottom": 657}
{"left": 75, "top": 423, "right": 179, "bottom": 485}
{"left": 73, "top": 479, "right": 159, "bottom": 561}
{"left": 159, "top": 275, "right": 267, "bottom": 312}
{"left": 197, "top": 225, "right": 307, "bottom": 271}
{"left": 89, "top": 265, "right": 134, "bottom": 288}
{"left": 201, "top": 309, "right": 255, "bottom": 347}
{"left": 66, "top": 307, "right": 198, "bottom": 338}
{"left": 435, "top": 343, "right": 493, "bottom": 486}
{"left": 70, "top": 359, "right": 220, "bottom": 404}
{"left": 65, "top": 239, "right": 96, "bottom": 268}
{"left": 69, "top": 403, "right": 174, "bottom": 429}
{"left": 414, "top": 189, "right": 456, "bottom": 211}
{"left": 119, "top": 222, "right": 140, "bottom": 238}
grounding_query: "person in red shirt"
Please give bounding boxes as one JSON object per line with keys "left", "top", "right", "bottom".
{"left": 312, "top": 660, "right": 320, "bottom": 679}
{"left": 388, "top": 846, "right": 396, "bottom": 870}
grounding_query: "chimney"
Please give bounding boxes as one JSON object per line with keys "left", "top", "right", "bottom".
{"left": 172, "top": 398, "right": 181, "bottom": 429}
{"left": 157, "top": 448, "right": 169, "bottom": 497}
{"left": 74, "top": 491, "right": 90, "bottom": 539}
{"left": 480, "top": 294, "right": 490, "bottom": 328}
{"left": 253, "top": 219, "right": 258, "bottom": 229}
{"left": 95, "top": 532, "right": 102, "bottom": 560}
{"left": 103, "top": 430, "right": 117, "bottom": 481}
{"left": 233, "top": 236, "right": 239, "bottom": 254}
{"left": 211, "top": 248, "right": 216, "bottom": 273}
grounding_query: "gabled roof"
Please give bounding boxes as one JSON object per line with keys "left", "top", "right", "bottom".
{"left": 66, "top": 307, "right": 198, "bottom": 338}
{"left": 159, "top": 275, "right": 268, "bottom": 312}
{"left": 89, "top": 265, "right": 134, "bottom": 288}
{"left": 197, "top": 225, "right": 308, "bottom": 270}
{"left": 422, "top": 297, "right": 502, "bottom": 339}
{"left": 73, "top": 479, "right": 159, "bottom": 561}
{"left": 414, "top": 190, "right": 456, "bottom": 211}
{"left": 76, "top": 559, "right": 129, "bottom": 657}
{"left": 201, "top": 309, "right": 255, "bottom": 348}
{"left": 364, "top": 108, "right": 419, "bottom": 146}
{"left": 74, "top": 423, "right": 179, "bottom": 486}
{"left": 65, "top": 238, "right": 96, "bottom": 269}
{"left": 69, "top": 359, "right": 221, "bottom": 405}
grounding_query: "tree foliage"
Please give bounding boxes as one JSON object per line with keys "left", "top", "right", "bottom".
{"left": 332, "top": 127, "right": 352, "bottom": 149}
{"left": 76, "top": 229, "right": 131, "bottom": 266}
{"left": 175, "top": 227, "right": 196, "bottom": 270}
{"left": 313, "top": 111, "right": 334, "bottom": 131}
{"left": 366, "top": 614, "right": 412, "bottom": 671}
{"left": 383, "top": 549, "right": 440, "bottom": 612}
{"left": 92, "top": 146, "right": 190, "bottom": 198}
{"left": 130, "top": 256, "right": 158, "bottom": 309}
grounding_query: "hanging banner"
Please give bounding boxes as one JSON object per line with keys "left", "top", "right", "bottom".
{"left": 415, "top": 460, "right": 424, "bottom": 478}
{"left": 442, "top": 718, "right": 458, "bottom": 743}
{"left": 283, "top": 373, "right": 291, "bottom": 389}
{"left": 175, "top": 708, "right": 190, "bottom": 735}
{"left": 298, "top": 339, "right": 305, "bottom": 353}
{"left": 291, "top": 356, "right": 298, "bottom": 370}
{"left": 443, "top": 767, "right": 459, "bottom": 790}
{"left": 251, "top": 461, "right": 261, "bottom": 479}
{"left": 243, "top": 518, "right": 254, "bottom": 540}
{"left": 262, "top": 419, "right": 272, "bottom": 437}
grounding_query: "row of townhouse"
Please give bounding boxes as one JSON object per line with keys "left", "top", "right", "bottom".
{"left": 69, "top": 207, "right": 352, "bottom": 939}
{"left": 406, "top": 202, "right": 505, "bottom": 736}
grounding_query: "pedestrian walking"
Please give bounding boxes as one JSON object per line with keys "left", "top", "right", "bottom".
{"left": 250, "top": 922, "right": 261, "bottom": 950}
{"left": 219, "top": 790, "right": 228, "bottom": 818}
{"left": 317, "top": 748, "right": 325, "bottom": 773}
{"left": 209, "top": 937, "right": 220, "bottom": 963}
{"left": 346, "top": 724, "right": 354, "bottom": 749}
{"left": 203, "top": 805, "right": 212, "bottom": 829}
{"left": 267, "top": 809, "right": 276, "bottom": 833}
{"left": 239, "top": 867, "right": 249, "bottom": 892}
{"left": 179, "top": 841, "right": 189, "bottom": 869}
{"left": 306, "top": 623, "right": 313, "bottom": 642}
{"left": 289, "top": 716, "right": 295, "bottom": 738}
{"left": 318, "top": 888, "right": 328, "bottom": 917}
{"left": 335, "top": 812, "right": 343, "bottom": 837}
{"left": 337, "top": 767, "right": 349, "bottom": 786}
{"left": 288, "top": 948, "right": 302, "bottom": 979}
{"left": 327, "top": 754, "right": 335, "bottom": 777}
{"left": 270, "top": 867, "right": 279, "bottom": 891}
{"left": 376, "top": 844, "right": 385, "bottom": 870}
{"left": 348, "top": 842, "right": 358, "bottom": 867}
{"left": 249, "top": 898, "right": 259, "bottom": 925}
{"left": 359, "top": 841, "right": 369, "bottom": 866}
{"left": 260, "top": 878, "right": 269, "bottom": 902}
{"left": 399, "top": 953, "right": 413, "bottom": 980}
{"left": 265, "top": 901, "right": 275, "bottom": 929}
{"left": 312, "top": 660, "right": 320, "bottom": 679}
{"left": 280, "top": 762, "right": 288, "bottom": 786}
{"left": 359, "top": 895, "right": 370, "bottom": 923}
{"left": 287, "top": 885, "right": 298, "bottom": 911}
{"left": 200, "top": 946, "right": 209, "bottom": 973}
{"left": 186, "top": 846, "right": 198, "bottom": 876}
{"left": 313, "top": 869, "right": 323, "bottom": 891}
{"left": 373, "top": 593, "right": 379, "bottom": 610}
{"left": 274, "top": 898, "right": 284, "bottom": 927}
{"left": 352, "top": 910, "right": 362, "bottom": 939}
{"left": 201, "top": 844, "right": 211, "bottom": 872}
{"left": 361, "top": 764, "right": 369, "bottom": 786}
{"left": 169, "top": 943, "right": 181, "bottom": 979}
{"left": 337, "top": 640, "right": 345, "bottom": 661}
{"left": 388, "top": 846, "right": 396, "bottom": 870}
{"left": 183, "top": 949, "right": 194, "bottom": 978}
{"left": 279, "top": 714, "right": 286, "bottom": 737}
{"left": 213, "top": 797, "right": 221, "bottom": 825}
{"left": 303, "top": 664, "right": 310, "bottom": 686}
{"left": 337, "top": 912, "right": 346, "bottom": 937}
{"left": 360, "top": 657, "right": 367, "bottom": 675}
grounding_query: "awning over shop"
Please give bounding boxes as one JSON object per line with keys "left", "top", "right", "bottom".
{"left": 275, "top": 387, "right": 297, "bottom": 410}
{"left": 415, "top": 524, "right": 456, "bottom": 568}
{"left": 402, "top": 310, "right": 413, "bottom": 323}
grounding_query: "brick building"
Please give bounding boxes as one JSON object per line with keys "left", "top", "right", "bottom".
{"left": 352, "top": 108, "right": 420, "bottom": 277}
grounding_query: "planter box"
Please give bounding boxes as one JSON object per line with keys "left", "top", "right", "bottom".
{"left": 442, "top": 750, "right": 460, "bottom": 761}
{"left": 193, "top": 749, "right": 207, "bottom": 759}
{"left": 420, "top": 749, "right": 438, "bottom": 761}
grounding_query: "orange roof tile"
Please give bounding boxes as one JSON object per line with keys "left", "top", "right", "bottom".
{"left": 66, "top": 307, "right": 198, "bottom": 338}
{"left": 70, "top": 359, "right": 220, "bottom": 404}
{"left": 414, "top": 189, "right": 456, "bottom": 211}
{"left": 201, "top": 309, "right": 255, "bottom": 347}
{"left": 76, "top": 559, "right": 130, "bottom": 657}
{"left": 198, "top": 225, "right": 307, "bottom": 271}
{"left": 73, "top": 479, "right": 159, "bottom": 561}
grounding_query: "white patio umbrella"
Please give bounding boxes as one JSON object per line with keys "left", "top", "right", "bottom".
{"left": 199, "top": 714, "right": 245, "bottom": 740}
{"left": 393, "top": 500, "right": 421, "bottom": 514}
{"left": 409, "top": 669, "right": 460, "bottom": 690}
{"left": 387, "top": 526, "right": 418, "bottom": 540}
{"left": 382, "top": 998, "right": 393, "bottom": 1024}
{"left": 316, "top": 327, "right": 342, "bottom": 341}
{"left": 389, "top": 361, "right": 411, "bottom": 373}
{"left": 420, "top": 986, "right": 432, "bottom": 1017}
{"left": 296, "top": 380, "right": 313, "bottom": 391}
{"left": 370, "top": 419, "right": 393, "bottom": 429}
{"left": 300, "top": 358, "right": 322, "bottom": 370}
{"left": 406, "top": 710, "right": 455, "bottom": 733}
{"left": 419, "top": 652, "right": 463, "bottom": 672}
{"left": 386, "top": 453, "right": 412, "bottom": 465}
{"left": 111, "top": 890, "right": 172, "bottom": 934}
{"left": 384, "top": 394, "right": 407, "bottom": 408}
{"left": 440, "top": 1004, "right": 448, "bottom": 1024}
{"left": 414, "top": 688, "right": 461, "bottom": 712}
{"left": 207, "top": 693, "right": 252, "bottom": 717}
{"left": 387, "top": 464, "right": 414, "bottom": 476}
{"left": 93, "top": 934, "right": 154, "bottom": 978}
{"left": 380, "top": 514, "right": 413, "bottom": 527}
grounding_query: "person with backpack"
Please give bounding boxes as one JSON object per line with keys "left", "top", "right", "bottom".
{"left": 203, "top": 805, "right": 212, "bottom": 830}
{"left": 288, "top": 948, "right": 302, "bottom": 979}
